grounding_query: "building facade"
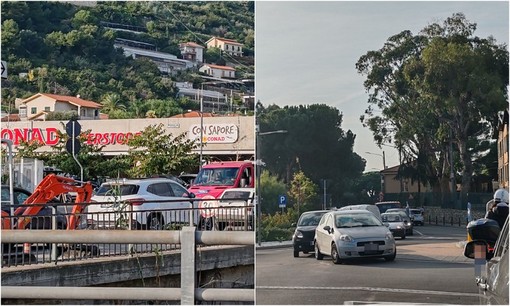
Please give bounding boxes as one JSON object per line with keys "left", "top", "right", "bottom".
{"left": 18, "top": 93, "right": 101, "bottom": 121}
{"left": 497, "top": 110, "right": 509, "bottom": 189}
{"left": 199, "top": 64, "right": 236, "bottom": 79}
{"left": 206, "top": 37, "right": 243, "bottom": 57}
{"left": 1, "top": 115, "right": 255, "bottom": 161}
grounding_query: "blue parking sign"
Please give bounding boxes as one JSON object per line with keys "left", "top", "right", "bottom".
{"left": 278, "top": 195, "right": 287, "bottom": 208}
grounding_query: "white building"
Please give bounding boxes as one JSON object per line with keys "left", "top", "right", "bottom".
{"left": 206, "top": 37, "right": 243, "bottom": 57}
{"left": 199, "top": 64, "right": 236, "bottom": 79}
{"left": 17, "top": 93, "right": 101, "bottom": 121}
{"left": 179, "top": 42, "right": 205, "bottom": 63}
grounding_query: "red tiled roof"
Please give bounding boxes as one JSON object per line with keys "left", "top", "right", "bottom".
{"left": 1, "top": 114, "right": 20, "bottom": 121}
{"left": 42, "top": 93, "right": 102, "bottom": 108}
{"left": 170, "top": 111, "right": 215, "bottom": 118}
{"left": 180, "top": 42, "right": 204, "bottom": 48}
{"left": 203, "top": 64, "right": 236, "bottom": 71}
{"left": 206, "top": 37, "right": 243, "bottom": 46}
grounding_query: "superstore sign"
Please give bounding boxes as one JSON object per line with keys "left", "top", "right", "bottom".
{"left": 189, "top": 124, "right": 238, "bottom": 143}
{"left": 0, "top": 127, "right": 142, "bottom": 146}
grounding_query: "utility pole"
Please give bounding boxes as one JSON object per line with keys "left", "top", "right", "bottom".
{"left": 322, "top": 179, "right": 327, "bottom": 210}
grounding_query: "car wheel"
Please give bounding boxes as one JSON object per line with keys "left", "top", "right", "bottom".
{"left": 293, "top": 249, "right": 299, "bottom": 258}
{"left": 384, "top": 247, "right": 396, "bottom": 262}
{"left": 331, "top": 243, "right": 342, "bottom": 264}
{"left": 315, "top": 242, "right": 323, "bottom": 260}
{"left": 198, "top": 216, "right": 215, "bottom": 231}
{"left": 147, "top": 213, "right": 165, "bottom": 230}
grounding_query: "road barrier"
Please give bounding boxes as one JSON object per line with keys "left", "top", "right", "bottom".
{"left": 2, "top": 227, "right": 254, "bottom": 304}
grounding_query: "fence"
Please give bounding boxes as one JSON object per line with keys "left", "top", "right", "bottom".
{"left": 1, "top": 228, "right": 254, "bottom": 304}
{"left": 1, "top": 197, "right": 254, "bottom": 267}
{"left": 382, "top": 192, "right": 492, "bottom": 211}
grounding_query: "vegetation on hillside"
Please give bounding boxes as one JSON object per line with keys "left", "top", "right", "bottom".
{"left": 1, "top": 1, "right": 254, "bottom": 118}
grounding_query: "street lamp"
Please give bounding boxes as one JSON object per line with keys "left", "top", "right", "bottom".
{"left": 256, "top": 125, "right": 287, "bottom": 246}
{"left": 366, "top": 151, "right": 386, "bottom": 195}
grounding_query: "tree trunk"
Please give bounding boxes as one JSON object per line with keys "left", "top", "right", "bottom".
{"left": 458, "top": 140, "right": 472, "bottom": 209}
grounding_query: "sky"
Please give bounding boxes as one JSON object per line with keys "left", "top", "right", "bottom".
{"left": 255, "top": 1, "right": 509, "bottom": 173}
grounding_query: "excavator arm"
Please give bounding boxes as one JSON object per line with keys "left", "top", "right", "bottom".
{"left": 15, "top": 174, "right": 94, "bottom": 230}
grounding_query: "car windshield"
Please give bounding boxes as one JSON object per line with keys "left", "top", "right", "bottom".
{"left": 410, "top": 209, "right": 422, "bottom": 215}
{"left": 382, "top": 214, "right": 402, "bottom": 222}
{"left": 298, "top": 212, "right": 325, "bottom": 226}
{"left": 335, "top": 213, "right": 382, "bottom": 228}
{"left": 95, "top": 184, "right": 139, "bottom": 196}
{"left": 193, "top": 168, "right": 239, "bottom": 186}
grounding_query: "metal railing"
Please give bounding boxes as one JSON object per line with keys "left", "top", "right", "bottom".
{"left": 1, "top": 198, "right": 254, "bottom": 267}
{"left": 2, "top": 228, "right": 254, "bottom": 304}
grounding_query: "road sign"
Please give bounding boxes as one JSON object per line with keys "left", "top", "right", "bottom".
{"left": 1, "top": 61, "right": 7, "bottom": 79}
{"left": 199, "top": 195, "right": 218, "bottom": 218}
{"left": 66, "top": 120, "right": 81, "bottom": 137}
{"left": 278, "top": 194, "right": 287, "bottom": 208}
{"left": 65, "top": 138, "right": 81, "bottom": 155}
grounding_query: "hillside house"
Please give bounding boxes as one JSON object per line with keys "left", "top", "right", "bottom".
{"left": 18, "top": 93, "right": 101, "bottom": 121}
{"left": 199, "top": 64, "right": 236, "bottom": 79}
{"left": 206, "top": 37, "right": 243, "bottom": 57}
{"left": 179, "top": 42, "right": 204, "bottom": 63}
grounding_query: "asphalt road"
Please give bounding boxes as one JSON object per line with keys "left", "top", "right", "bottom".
{"left": 256, "top": 225, "right": 483, "bottom": 305}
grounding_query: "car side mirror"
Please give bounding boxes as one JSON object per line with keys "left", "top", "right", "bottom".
{"left": 323, "top": 225, "right": 331, "bottom": 234}
{"left": 187, "top": 192, "right": 196, "bottom": 199}
{"left": 383, "top": 222, "right": 389, "bottom": 227}
{"left": 464, "top": 240, "right": 493, "bottom": 260}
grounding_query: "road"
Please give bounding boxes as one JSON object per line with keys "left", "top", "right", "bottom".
{"left": 256, "top": 225, "right": 482, "bottom": 305}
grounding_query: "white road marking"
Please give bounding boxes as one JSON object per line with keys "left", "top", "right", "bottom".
{"left": 256, "top": 286, "right": 481, "bottom": 298}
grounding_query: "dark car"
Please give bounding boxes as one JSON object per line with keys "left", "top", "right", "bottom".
{"left": 464, "top": 216, "right": 509, "bottom": 304}
{"left": 375, "top": 201, "right": 402, "bottom": 214}
{"left": 292, "top": 210, "right": 329, "bottom": 257}
{"left": 1, "top": 185, "right": 67, "bottom": 230}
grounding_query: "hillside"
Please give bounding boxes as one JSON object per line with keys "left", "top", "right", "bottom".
{"left": 0, "top": 1, "right": 254, "bottom": 118}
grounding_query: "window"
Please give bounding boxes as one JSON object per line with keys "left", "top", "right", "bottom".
{"left": 169, "top": 182, "right": 188, "bottom": 197}
{"left": 147, "top": 183, "right": 174, "bottom": 197}
{"left": 31, "top": 107, "right": 37, "bottom": 114}
{"left": 44, "top": 107, "right": 50, "bottom": 112}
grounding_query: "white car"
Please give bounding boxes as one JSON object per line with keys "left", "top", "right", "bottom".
{"left": 215, "top": 188, "right": 254, "bottom": 230}
{"left": 87, "top": 178, "right": 196, "bottom": 230}
{"left": 410, "top": 208, "right": 425, "bottom": 226}
{"left": 314, "top": 210, "right": 396, "bottom": 264}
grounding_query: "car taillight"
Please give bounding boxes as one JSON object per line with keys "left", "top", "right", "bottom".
{"left": 127, "top": 198, "right": 145, "bottom": 206}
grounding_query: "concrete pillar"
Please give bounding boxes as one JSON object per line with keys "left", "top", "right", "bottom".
{"left": 181, "top": 226, "right": 196, "bottom": 305}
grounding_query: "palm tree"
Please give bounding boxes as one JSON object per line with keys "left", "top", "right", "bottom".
{"left": 101, "top": 93, "right": 127, "bottom": 114}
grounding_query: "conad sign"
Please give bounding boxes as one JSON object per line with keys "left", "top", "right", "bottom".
{"left": 189, "top": 124, "right": 238, "bottom": 143}
{"left": 0, "top": 128, "right": 142, "bottom": 146}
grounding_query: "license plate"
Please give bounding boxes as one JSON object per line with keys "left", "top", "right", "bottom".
{"left": 364, "top": 243, "right": 378, "bottom": 252}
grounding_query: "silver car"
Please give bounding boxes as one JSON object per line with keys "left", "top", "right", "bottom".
{"left": 314, "top": 210, "right": 396, "bottom": 264}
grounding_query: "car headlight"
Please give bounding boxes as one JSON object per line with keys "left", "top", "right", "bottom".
{"left": 385, "top": 232, "right": 393, "bottom": 240}
{"left": 340, "top": 234, "right": 353, "bottom": 242}
{"left": 396, "top": 225, "right": 402, "bottom": 229}
{"left": 294, "top": 230, "right": 303, "bottom": 239}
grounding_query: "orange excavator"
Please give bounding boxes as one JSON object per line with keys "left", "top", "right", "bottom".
{"left": 2, "top": 174, "right": 97, "bottom": 262}
{"left": 2, "top": 174, "right": 94, "bottom": 230}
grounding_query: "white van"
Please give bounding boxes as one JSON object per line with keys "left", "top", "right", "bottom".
{"left": 337, "top": 204, "right": 382, "bottom": 222}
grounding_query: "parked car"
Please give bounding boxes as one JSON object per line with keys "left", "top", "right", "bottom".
{"left": 464, "top": 216, "right": 509, "bottom": 305}
{"left": 314, "top": 210, "right": 396, "bottom": 264}
{"left": 338, "top": 204, "right": 382, "bottom": 222}
{"left": 88, "top": 178, "right": 196, "bottom": 230}
{"left": 215, "top": 188, "right": 254, "bottom": 231}
{"left": 385, "top": 208, "right": 413, "bottom": 235}
{"left": 410, "top": 208, "right": 425, "bottom": 226}
{"left": 381, "top": 212, "right": 406, "bottom": 239}
{"left": 375, "top": 201, "right": 402, "bottom": 213}
{"left": 292, "top": 210, "right": 330, "bottom": 257}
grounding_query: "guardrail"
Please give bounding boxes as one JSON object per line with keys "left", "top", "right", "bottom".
{"left": 2, "top": 228, "right": 254, "bottom": 304}
{"left": 2, "top": 197, "right": 254, "bottom": 267}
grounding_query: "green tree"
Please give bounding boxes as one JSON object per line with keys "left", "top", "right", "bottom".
{"left": 258, "top": 103, "right": 365, "bottom": 204}
{"left": 125, "top": 123, "right": 199, "bottom": 177}
{"left": 356, "top": 13, "right": 508, "bottom": 205}
{"left": 259, "top": 170, "right": 287, "bottom": 215}
{"left": 288, "top": 170, "right": 318, "bottom": 215}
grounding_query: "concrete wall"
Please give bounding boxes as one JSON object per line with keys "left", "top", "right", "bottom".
{"left": 1, "top": 245, "right": 253, "bottom": 304}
